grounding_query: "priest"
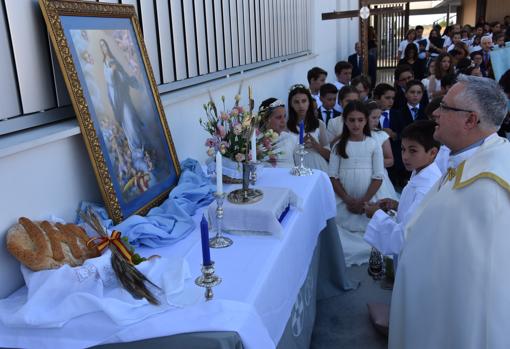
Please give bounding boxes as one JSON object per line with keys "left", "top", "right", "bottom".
{"left": 389, "top": 75, "right": 510, "bottom": 349}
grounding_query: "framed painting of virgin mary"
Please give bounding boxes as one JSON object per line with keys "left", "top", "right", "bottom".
{"left": 39, "top": 0, "right": 180, "bottom": 224}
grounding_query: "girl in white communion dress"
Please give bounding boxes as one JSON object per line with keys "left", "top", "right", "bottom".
{"left": 286, "top": 84, "right": 330, "bottom": 172}
{"left": 328, "top": 101, "right": 386, "bottom": 266}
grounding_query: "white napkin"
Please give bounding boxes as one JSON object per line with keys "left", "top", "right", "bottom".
{"left": 0, "top": 251, "right": 200, "bottom": 328}
{"left": 208, "top": 187, "right": 301, "bottom": 237}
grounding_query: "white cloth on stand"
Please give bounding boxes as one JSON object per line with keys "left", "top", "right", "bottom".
{"left": 208, "top": 187, "right": 300, "bottom": 237}
{"left": 364, "top": 162, "right": 442, "bottom": 255}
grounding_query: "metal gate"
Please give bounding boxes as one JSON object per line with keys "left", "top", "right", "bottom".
{"left": 370, "top": 2, "right": 409, "bottom": 69}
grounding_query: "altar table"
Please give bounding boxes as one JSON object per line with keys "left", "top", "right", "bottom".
{"left": 0, "top": 168, "right": 354, "bottom": 349}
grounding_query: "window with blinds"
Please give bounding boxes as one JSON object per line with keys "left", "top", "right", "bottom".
{"left": 0, "top": 0, "right": 311, "bottom": 136}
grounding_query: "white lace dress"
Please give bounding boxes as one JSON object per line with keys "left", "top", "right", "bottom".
{"left": 328, "top": 136, "right": 386, "bottom": 266}
{"left": 371, "top": 130, "right": 398, "bottom": 200}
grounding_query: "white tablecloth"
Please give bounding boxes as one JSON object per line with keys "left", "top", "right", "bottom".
{"left": 0, "top": 168, "right": 336, "bottom": 349}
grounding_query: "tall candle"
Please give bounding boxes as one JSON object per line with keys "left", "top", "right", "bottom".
{"left": 216, "top": 151, "right": 223, "bottom": 194}
{"left": 251, "top": 130, "right": 257, "bottom": 162}
{"left": 299, "top": 121, "right": 304, "bottom": 145}
{"left": 200, "top": 214, "right": 212, "bottom": 266}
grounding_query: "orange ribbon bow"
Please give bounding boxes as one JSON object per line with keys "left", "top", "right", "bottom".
{"left": 87, "top": 230, "right": 133, "bottom": 264}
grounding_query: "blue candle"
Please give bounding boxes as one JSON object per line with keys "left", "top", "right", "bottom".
{"left": 299, "top": 121, "right": 304, "bottom": 144}
{"left": 200, "top": 214, "right": 212, "bottom": 266}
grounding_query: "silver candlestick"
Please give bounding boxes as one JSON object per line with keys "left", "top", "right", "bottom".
{"left": 291, "top": 144, "right": 313, "bottom": 176}
{"left": 227, "top": 161, "right": 264, "bottom": 204}
{"left": 195, "top": 261, "right": 222, "bottom": 301}
{"left": 209, "top": 192, "right": 233, "bottom": 248}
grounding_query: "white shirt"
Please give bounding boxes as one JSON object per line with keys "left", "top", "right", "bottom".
{"left": 442, "top": 35, "right": 452, "bottom": 48}
{"left": 311, "top": 92, "right": 322, "bottom": 109}
{"left": 364, "top": 161, "right": 442, "bottom": 256}
{"left": 332, "top": 81, "right": 345, "bottom": 113}
{"left": 332, "top": 80, "right": 345, "bottom": 91}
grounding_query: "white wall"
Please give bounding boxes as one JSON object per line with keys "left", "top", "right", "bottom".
{"left": 336, "top": 0, "right": 360, "bottom": 62}
{"left": 0, "top": 0, "right": 357, "bottom": 298}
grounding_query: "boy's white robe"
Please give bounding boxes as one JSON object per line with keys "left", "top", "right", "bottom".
{"left": 389, "top": 135, "right": 510, "bottom": 349}
{"left": 364, "top": 162, "right": 442, "bottom": 255}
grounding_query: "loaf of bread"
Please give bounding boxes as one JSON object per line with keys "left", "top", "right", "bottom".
{"left": 6, "top": 217, "right": 100, "bottom": 271}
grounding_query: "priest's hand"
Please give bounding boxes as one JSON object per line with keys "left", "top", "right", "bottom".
{"left": 363, "top": 202, "right": 379, "bottom": 218}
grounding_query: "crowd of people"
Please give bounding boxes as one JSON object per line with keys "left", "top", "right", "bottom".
{"left": 254, "top": 14, "right": 510, "bottom": 348}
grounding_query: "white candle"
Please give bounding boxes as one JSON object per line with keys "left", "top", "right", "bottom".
{"left": 251, "top": 130, "right": 257, "bottom": 163}
{"left": 216, "top": 151, "right": 223, "bottom": 194}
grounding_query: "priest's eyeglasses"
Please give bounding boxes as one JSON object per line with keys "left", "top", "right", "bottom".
{"left": 439, "top": 102, "right": 474, "bottom": 114}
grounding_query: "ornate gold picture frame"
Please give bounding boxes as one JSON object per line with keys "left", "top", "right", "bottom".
{"left": 39, "top": 0, "right": 180, "bottom": 224}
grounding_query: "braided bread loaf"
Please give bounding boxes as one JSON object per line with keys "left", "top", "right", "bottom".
{"left": 6, "top": 217, "right": 100, "bottom": 271}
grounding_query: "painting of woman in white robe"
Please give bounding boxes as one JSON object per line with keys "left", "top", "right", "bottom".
{"left": 69, "top": 29, "right": 173, "bottom": 204}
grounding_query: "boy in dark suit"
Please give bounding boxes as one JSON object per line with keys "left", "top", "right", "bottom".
{"left": 317, "top": 83, "right": 340, "bottom": 127}
{"left": 400, "top": 80, "right": 428, "bottom": 124}
{"left": 393, "top": 64, "right": 429, "bottom": 110}
{"left": 374, "top": 83, "right": 410, "bottom": 189}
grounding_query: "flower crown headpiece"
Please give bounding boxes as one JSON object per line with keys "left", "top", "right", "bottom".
{"left": 289, "top": 83, "right": 307, "bottom": 92}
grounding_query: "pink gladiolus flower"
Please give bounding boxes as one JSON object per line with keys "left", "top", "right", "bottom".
{"left": 216, "top": 125, "right": 226, "bottom": 138}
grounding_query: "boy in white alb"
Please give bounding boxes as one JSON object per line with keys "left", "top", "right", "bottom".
{"left": 363, "top": 120, "right": 442, "bottom": 256}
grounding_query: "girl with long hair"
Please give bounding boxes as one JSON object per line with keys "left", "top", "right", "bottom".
{"left": 287, "top": 84, "right": 330, "bottom": 171}
{"left": 328, "top": 100, "right": 385, "bottom": 266}
{"left": 434, "top": 52, "right": 454, "bottom": 81}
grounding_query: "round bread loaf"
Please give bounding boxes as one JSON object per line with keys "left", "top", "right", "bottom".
{"left": 6, "top": 217, "right": 100, "bottom": 271}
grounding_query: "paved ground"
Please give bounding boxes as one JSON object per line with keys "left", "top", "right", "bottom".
{"left": 310, "top": 265, "right": 392, "bottom": 349}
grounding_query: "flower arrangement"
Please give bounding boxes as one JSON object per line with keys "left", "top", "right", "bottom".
{"left": 200, "top": 93, "right": 281, "bottom": 164}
